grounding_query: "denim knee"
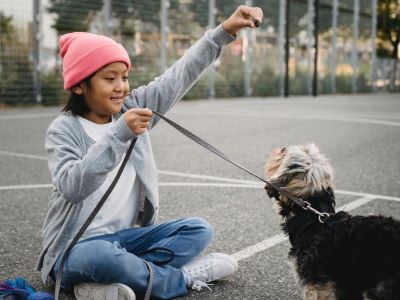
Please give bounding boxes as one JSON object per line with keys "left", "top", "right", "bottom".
{"left": 188, "top": 217, "right": 214, "bottom": 245}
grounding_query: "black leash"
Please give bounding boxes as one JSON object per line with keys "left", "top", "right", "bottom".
{"left": 54, "top": 138, "right": 158, "bottom": 300}
{"left": 54, "top": 109, "right": 329, "bottom": 300}
{"left": 152, "top": 110, "right": 331, "bottom": 223}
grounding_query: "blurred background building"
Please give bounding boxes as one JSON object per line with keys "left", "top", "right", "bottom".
{"left": 0, "top": 0, "right": 399, "bottom": 105}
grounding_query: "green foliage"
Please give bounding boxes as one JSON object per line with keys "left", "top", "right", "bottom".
{"left": 189, "top": 0, "right": 241, "bottom": 27}
{"left": 47, "top": 0, "right": 181, "bottom": 37}
{"left": 189, "top": 0, "right": 332, "bottom": 36}
{"left": 41, "top": 73, "right": 68, "bottom": 105}
{"left": 47, "top": 0, "right": 103, "bottom": 34}
{"left": 377, "top": 0, "right": 400, "bottom": 58}
{"left": 0, "top": 11, "right": 14, "bottom": 55}
{"left": 0, "top": 11, "right": 34, "bottom": 104}
{"left": 0, "top": 11, "right": 13, "bottom": 37}
{"left": 0, "top": 53, "right": 34, "bottom": 104}
{"left": 7, "top": 1, "right": 388, "bottom": 105}
{"left": 112, "top": 0, "right": 179, "bottom": 27}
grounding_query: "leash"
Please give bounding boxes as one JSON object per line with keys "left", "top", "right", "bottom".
{"left": 54, "top": 138, "right": 154, "bottom": 300}
{"left": 152, "top": 110, "right": 331, "bottom": 224}
{"left": 54, "top": 108, "right": 329, "bottom": 300}
{"left": 55, "top": 138, "right": 137, "bottom": 299}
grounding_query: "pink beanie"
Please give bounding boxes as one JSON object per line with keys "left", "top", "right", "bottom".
{"left": 59, "top": 32, "right": 131, "bottom": 90}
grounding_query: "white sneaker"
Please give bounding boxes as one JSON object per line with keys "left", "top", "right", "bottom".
{"left": 182, "top": 253, "right": 238, "bottom": 292}
{"left": 74, "top": 282, "right": 136, "bottom": 300}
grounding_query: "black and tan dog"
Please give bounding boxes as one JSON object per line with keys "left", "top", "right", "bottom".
{"left": 264, "top": 143, "right": 400, "bottom": 300}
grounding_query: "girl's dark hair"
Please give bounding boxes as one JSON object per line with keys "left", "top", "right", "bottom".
{"left": 62, "top": 74, "right": 94, "bottom": 116}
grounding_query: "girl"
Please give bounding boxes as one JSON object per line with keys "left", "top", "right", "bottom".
{"left": 37, "top": 5, "right": 263, "bottom": 300}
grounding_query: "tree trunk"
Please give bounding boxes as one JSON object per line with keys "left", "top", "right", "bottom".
{"left": 389, "top": 40, "right": 399, "bottom": 91}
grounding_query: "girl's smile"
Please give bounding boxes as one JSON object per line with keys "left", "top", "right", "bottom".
{"left": 110, "top": 95, "right": 125, "bottom": 103}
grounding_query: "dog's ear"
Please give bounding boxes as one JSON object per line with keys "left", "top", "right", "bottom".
{"left": 305, "top": 188, "right": 336, "bottom": 214}
{"left": 264, "top": 184, "right": 280, "bottom": 200}
{"left": 326, "top": 186, "right": 336, "bottom": 207}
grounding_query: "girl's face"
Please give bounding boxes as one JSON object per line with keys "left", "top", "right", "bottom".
{"left": 80, "top": 62, "right": 130, "bottom": 124}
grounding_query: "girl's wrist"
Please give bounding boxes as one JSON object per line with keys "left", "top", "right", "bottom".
{"left": 221, "top": 21, "right": 238, "bottom": 37}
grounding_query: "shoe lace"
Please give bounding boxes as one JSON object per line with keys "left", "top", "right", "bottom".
{"left": 186, "top": 262, "right": 213, "bottom": 283}
{"left": 191, "top": 280, "right": 213, "bottom": 292}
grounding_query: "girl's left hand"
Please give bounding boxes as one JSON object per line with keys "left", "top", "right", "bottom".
{"left": 223, "top": 5, "right": 263, "bottom": 36}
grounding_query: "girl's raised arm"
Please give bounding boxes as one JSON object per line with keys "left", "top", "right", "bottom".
{"left": 124, "top": 5, "right": 263, "bottom": 128}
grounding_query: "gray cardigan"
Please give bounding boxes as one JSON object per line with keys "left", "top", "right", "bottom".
{"left": 37, "top": 25, "right": 235, "bottom": 284}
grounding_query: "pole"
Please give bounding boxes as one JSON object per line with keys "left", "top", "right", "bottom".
{"left": 103, "top": 0, "right": 112, "bottom": 36}
{"left": 331, "top": 0, "right": 338, "bottom": 93}
{"left": 160, "top": 0, "right": 169, "bottom": 72}
{"left": 33, "top": 0, "right": 41, "bottom": 104}
{"left": 371, "top": 0, "right": 377, "bottom": 93}
{"left": 352, "top": 0, "right": 360, "bottom": 93}
{"left": 307, "top": 0, "right": 314, "bottom": 95}
{"left": 312, "top": 0, "right": 319, "bottom": 97}
{"left": 284, "top": 0, "right": 290, "bottom": 98}
{"left": 208, "top": 0, "right": 216, "bottom": 99}
{"left": 278, "top": 0, "right": 286, "bottom": 97}
{"left": 244, "top": 0, "right": 254, "bottom": 97}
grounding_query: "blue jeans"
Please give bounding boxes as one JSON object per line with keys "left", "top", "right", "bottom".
{"left": 51, "top": 217, "right": 213, "bottom": 299}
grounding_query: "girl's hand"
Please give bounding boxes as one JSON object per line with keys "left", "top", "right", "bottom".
{"left": 124, "top": 108, "right": 153, "bottom": 136}
{"left": 223, "top": 5, "right": 263, "bottom": 36}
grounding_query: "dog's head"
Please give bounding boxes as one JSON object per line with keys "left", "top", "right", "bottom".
{"left": 264, "top": 143, "right": 335, "bottom": 219}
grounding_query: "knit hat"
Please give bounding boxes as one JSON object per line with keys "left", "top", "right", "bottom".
{"left": 59, "top": 32, "right": 131, "bottom": 90}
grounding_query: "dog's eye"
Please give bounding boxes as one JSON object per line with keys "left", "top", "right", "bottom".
{"left": 281, "top": 148, "right": 286, "bottom": 154}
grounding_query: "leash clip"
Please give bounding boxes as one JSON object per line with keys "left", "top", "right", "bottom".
{"left": 302, "top": 201, "right": 331, "bottom": 223}
{"left": 318, "top": 212, "right": 330, "bottom": 223}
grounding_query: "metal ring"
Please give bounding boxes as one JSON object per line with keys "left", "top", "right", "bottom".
{"left": 318, "top": 212, "right": 330, "bottom": 223}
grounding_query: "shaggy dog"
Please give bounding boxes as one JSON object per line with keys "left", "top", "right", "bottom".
{"left": 264, "top": 143, "right": 400, "bottom": 300}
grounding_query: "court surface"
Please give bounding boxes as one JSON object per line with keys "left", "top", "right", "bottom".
{"left": 1, "top": 94, "right": 399, "bottom": 299}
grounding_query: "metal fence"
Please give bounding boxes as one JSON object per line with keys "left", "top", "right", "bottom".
{"left": 0, "top": 0, "right": 399, "bottom": 105}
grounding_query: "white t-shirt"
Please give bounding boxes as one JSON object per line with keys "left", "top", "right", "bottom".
{"left": 77, "top": 116, "right": 139, "bottom": 239}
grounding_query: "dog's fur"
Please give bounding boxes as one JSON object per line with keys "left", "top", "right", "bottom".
{"left": 264, "top": 143, "right": 400, "bottom": 300}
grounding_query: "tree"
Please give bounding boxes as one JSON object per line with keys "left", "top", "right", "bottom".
{"left": 0, "top": 11, "right": 34, "bottom": 104}
{"left": 47, "top": 0, "right": 181, "bottom": 36}
{"left": 189, "top": 0, "right": 332, "bottom": 35}
{"left": 377, "top": 0, "right": 400, "bottom": 90}
{"left": 0, "top": 11, "right": 14, "bottom": 54}
{"left": 377, "top": 0, "right": 400, "bottom": 59}
{"left": 47, "top": 0, "right": 102, "bottom": 34}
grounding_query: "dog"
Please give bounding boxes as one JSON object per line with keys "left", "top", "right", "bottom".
{"left": 264, "top": 143, "right": 400, "bottom": 300}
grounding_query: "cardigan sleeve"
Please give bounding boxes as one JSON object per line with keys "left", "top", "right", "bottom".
{"left": 123, "top": 24, "right": 236, "bottom": 128}
{"left": 45, "top": 115, "right": 136, "bottom": 203}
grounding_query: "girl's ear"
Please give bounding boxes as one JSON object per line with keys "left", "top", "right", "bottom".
{"left": 71, "top": 82, "right": 85, "bottom": 95}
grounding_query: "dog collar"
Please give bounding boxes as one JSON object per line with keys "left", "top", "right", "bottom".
{"left": 287, "top": 213, "right": 317, "bottom": 245}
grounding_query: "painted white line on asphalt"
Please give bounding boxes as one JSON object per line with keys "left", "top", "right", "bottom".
{"left": 232, "top": 195, "right": 377, "bottom": 262}
{"left": 232, "top": 233, "right": 287, "bottom": 261}
{"left": 0, "top": 182, "right": 258, "bottom": 191}
{"left": 0, "top": 150, "right": 47, "bottom": 161}
{"left": 0, "top": 151, "right": 398, "bottom": 201}
{"left": 158, "top": 171, "right": 400, "bottom": 202}
{"left": 0, "top": 151, "right": 399, "bottom": 202}
{"left": 159, "top": 182, "right": 262, "bottom": 188}
{"left": 158, "top": 170, "right": 260, "bottom": 185}
{"left": 0, "top": 184, "right": 53, "bottom": 191}
{"left": 0, "top": 112, "right": 57, "bottom": 121}
{"left": 0, "top": 151, "right": 262, "bottom": 185}
{"left": 337, "top": 196, "right": 376, "bottom": 211}
{"left": 172, "top": 109, "right": 400, "bottom": 127}
{"left": 335, "top": 189, "right": 400, "bottom": 202}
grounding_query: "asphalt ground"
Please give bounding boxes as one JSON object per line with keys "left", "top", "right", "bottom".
{"left": 0, "top": 94, "right": 399, "bottom": 299}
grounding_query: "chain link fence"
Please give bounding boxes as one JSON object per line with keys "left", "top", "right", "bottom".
{"left": 0, "top": 0, "right": 399, "bottom": 105}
